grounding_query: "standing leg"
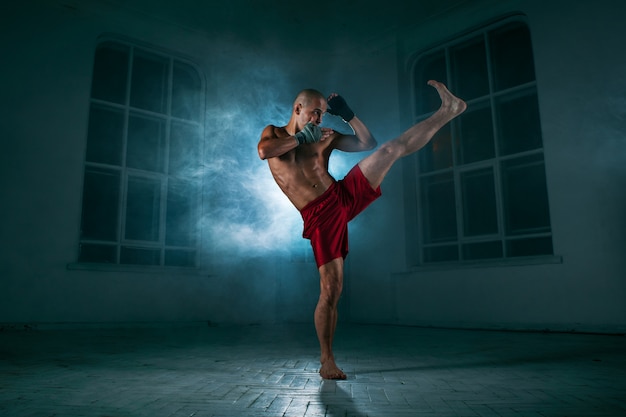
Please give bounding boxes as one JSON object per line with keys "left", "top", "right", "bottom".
{"left": 314, "top": 257, "right": 347, "bottom": 380}
{"left": 359, "top": 80, "right": 466, "bottom": 189}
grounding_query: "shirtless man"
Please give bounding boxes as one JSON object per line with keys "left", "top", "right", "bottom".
{"left": 258, "top": 80, "right": 466, "bottom": 379}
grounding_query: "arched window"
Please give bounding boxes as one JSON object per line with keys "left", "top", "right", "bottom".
{"left": 410, "top": 17, "right": 552, "bottom": 264}
{"left": 78, "top": 38, "right": 205, "bottom": 267}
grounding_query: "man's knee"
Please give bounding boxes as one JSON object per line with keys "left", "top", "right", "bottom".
{"left": 319, "top": 285, "right": 342, "bottom": 308}
{"left": 318, "top": 260, "right": 344, "bottom": 305}
{"left": 366, "top": 141, "right": 404, "bottom": 170}
{"left": 320, "top": 278, "right": 342, "bottom": 297}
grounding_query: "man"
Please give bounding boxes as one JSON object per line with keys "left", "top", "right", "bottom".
{"left": 258, "top": 80, "right": 466, "bottom": 379}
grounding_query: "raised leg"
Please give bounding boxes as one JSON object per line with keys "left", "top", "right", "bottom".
{"left": 359, "top": 80, "right": 467, "bottom": 190}
{"left": 314, "top": 257, "right": 347, "bottom": 380}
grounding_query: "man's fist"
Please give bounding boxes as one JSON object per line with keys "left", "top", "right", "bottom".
{"left": 295, "top": 122, "right": 323, "bottom": 145}
{"left": 327, "top": 94, "right": 355, "bottom": 122}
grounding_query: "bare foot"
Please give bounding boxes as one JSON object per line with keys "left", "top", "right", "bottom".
{"left": 320, "top": 358, "right": 347, "bottom": 380}
{"left": 428, "top": 80, "right": 467, "bottom": 116}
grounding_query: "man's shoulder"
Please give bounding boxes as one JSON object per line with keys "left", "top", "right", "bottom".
{"left": 262, "top": 124, "right": 288, "bottom": 138}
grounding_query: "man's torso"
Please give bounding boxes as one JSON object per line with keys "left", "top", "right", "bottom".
{"left": 266, "top": 125, "right": 340, "bottom": 210}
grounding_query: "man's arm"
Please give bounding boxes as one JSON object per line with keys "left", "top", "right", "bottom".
{"left": 326, "top": 94, "right": 377, "bottom": 153}
{"left": 258, "top": 124, "right": 333, "bottom": 160}
{"left": 258, "top": 125, "right": 298, "bottom": 160}
{"left": 332, "top": 116, "right": 377, "bottom": 152}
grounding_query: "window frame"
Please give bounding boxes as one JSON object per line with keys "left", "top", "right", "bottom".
{"left": 406, "top": 16, "right": 558, "bottom": 268}
{"left": 75, "top": 36, "right": 206, "bottom": 270}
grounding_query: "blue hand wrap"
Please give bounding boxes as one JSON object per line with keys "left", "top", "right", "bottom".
{"left": 295, "top": 122, "right": 322, "bottom": 145}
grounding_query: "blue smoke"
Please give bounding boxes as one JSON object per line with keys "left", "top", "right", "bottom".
{"left": 195, "top": 60, "right": 357, "bottom": 261}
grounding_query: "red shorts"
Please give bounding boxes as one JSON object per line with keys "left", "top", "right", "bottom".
{"left": 300, "top": 165, "right": 381, "bottom": 267}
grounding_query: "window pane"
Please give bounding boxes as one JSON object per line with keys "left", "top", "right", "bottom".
{"left": 490, "top": 22, "right": 535, "bottom": 91}
{"left": 127, "top": 114, "right": 166, "bottom": 172}
{"left": 86, "top": 105, "right": 124, "bottom": 165}
{"left": 423, "top": 245, "right": 458, "bottom": 263}
{"left": 496, "top": 91, "right": 543, "bottom": 156}
{"left": 80, "top": 167, "right": 120, "bottom": 241}
{"left": 125, "top": 176, "right": 161, "bottom": 241}
{"left": 91, "top": 42, "right": 129, "bottom": 104}
{"left": 461, "top": 168, "right": 498, "bottom": 236}
{"left": 507, "top": 236, "right": 553, "bottom": 257}
{"left": 501, "top": 155, "right": 551, "bottom": 235}
{"left": 165, "top": 249, "right": 196, "bottom": 267}
{"left": 78, "top": 243, "right": 117, "bottom": 264}
{"left": 451, "top": 36, "right": 489, "bottom": 100}
{"left": 421, "top": 173, "right": 457, "bottom": 243}
{"left": 120, "top": 247, "right": 160, "bottom": 265}
{"left": 456, "top": 101, "right": 495, "bottom": 164}
{"left": 419, "top": 124, "right": 452, "bottom": 173}
{"left": 462, "top": 241, "right": 502, "bottom": 260}
{"left": 414, "top": 51, "right": 447, "bottom": 114}
{"left": 172, "top": 62, "right": 202, "bottom": 121}
{"left": 170, "top": 122, "right": 202, "bottom": 176}
{"left": 166, "top": 179, "right": 197, "bottom": 246}
{"left": 130, "top": 51, "right": 168, "bottom": 113}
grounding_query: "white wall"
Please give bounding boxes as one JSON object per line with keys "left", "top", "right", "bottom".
{"left": 348, "top": 0, "right": 626, "bottom": 333}
{"left": 1, "top": 0, "right": 624, "bottom": 332}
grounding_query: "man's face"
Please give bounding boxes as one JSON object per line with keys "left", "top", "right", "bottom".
{"left": 301, "top": 97, "right": 327, "bottom": 126}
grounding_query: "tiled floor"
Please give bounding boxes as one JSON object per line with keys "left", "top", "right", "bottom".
{"left": 1, "top": 323, "right": 625, "bottom": 417}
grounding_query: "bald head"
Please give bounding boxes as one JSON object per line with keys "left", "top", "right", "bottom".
{"left": 294, "top": 89, "right": 325, "bottom": 108}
